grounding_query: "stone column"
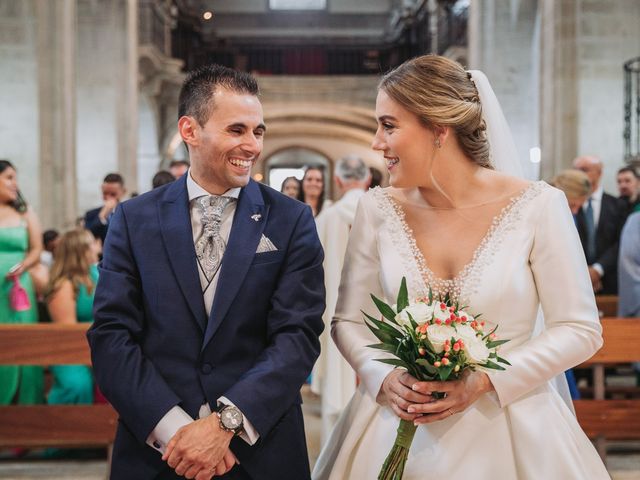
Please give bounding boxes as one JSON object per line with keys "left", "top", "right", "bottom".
{"left": 36, "top": 0, "right": 77, "bottom": 229}
{"left": 539, "top": 0, "right": 578, "bottom": 180}
{"left": 117, "top": 0, "right": 139, "bottom": 191}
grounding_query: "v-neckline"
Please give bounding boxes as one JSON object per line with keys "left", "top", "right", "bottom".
{"left": 383, "top": 181, "right": 540, "bottom": 296}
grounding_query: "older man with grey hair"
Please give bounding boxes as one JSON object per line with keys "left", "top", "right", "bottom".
{"left": 312, "top": 154, "right": 371, "bottom": 441}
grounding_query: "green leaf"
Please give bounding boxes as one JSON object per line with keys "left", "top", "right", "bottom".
{"left": 428, "top": 286, "right": 433, "bottom": 304}
{"left": 415, "top": 358, "right": 437, "bottom": 374}
{"left": 397, "top": 277, "right": 409, "bottom": 312}
{"left": 437, "top": 364, "right": 455, "bottom": 381}
{"left": 496, "top": 356, "right": 511, "bottom": 366}
{"left": 370, "top": 294, "right": 397, "bottom": 322}
{"left": 482, "top": 360, "right": 506, "bottom": 370}
{"left": 487, "top": 339, "right": 510, "bottom": 349}
{"left": 363, "top": 312, "right": 403, "bottom": 338}
{"left": 376, "top": 358, "right": 408, "bottom": 368}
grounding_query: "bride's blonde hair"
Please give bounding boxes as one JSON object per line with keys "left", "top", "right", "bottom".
{"left": 379, "top": 55, "right": 491, "bottom": 169}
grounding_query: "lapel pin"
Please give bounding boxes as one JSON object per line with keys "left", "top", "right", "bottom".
{"left": 251, "top": 214, "right": 262, "bottom": 222}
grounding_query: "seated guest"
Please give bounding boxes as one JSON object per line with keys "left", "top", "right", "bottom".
{"left": 617, "top": 166, "right": 640, "bottom": 216}
{"left": 573, "top": 155, "right": 624, "bottom": 294}
{"left": 152, "top": 170, "right": 175, "bottom": 189}
{"left": 40, "top": 229, "right": 60, "bottom": 268}
{"left": 84, "top": 173, "right": 126, "bottom": 245}
{"left": 45, "top": 229, "right": 101, "bottom": 405}
{"left": 280, "top": 176, "right": 301, "bottom": 199}
{"left": 369, "top": 167, "right": 383, "bottom": 189}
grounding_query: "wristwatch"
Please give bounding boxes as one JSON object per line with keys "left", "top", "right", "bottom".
{"left": 216, "top": 404, "right": 244, "bottom": 435}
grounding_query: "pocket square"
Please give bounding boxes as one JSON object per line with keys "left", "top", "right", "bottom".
{"left": 256, "top": 234, "right": 278, "bottom": 253}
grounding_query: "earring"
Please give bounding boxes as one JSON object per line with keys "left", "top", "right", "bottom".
{"left": 435, "top": 138, "right": 442, "bottom": 148}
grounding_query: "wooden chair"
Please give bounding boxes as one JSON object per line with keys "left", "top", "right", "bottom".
{"left": 574, "top": 317, "right": 640, "bottom": 463}
{"left": 0, "top": 324, "right": 117, "bottom": 454}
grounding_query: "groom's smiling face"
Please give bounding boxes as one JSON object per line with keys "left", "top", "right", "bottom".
{"left": 183, "top": 87, "right": 266, "bottom": 195}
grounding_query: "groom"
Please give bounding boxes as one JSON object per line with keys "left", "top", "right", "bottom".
{"left": 87, "top": 65, "right": 325, "bottom": 479}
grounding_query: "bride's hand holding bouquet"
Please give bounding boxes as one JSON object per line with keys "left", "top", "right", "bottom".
{"left": 366, "top": 278, "right": 510, "bottom": 480}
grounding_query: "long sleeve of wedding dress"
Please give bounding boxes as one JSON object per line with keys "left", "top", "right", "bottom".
{"left": 485, "top": 188, "right": 603, "bottom": 407}
{"left": 331, "top": 195, "right": 394, "bottom": 402}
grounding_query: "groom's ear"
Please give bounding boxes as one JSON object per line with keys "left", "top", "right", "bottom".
{"left": 178, "top": 116, "right": 199, "bottom": 149}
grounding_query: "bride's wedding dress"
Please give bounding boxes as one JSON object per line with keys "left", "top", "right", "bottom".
{"left": 312, "top": 182, "right": 610, "bottom": 479}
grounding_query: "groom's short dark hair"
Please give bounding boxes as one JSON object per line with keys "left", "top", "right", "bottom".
{"left": 178, "top": 64, "right": 259, "bottom": 127}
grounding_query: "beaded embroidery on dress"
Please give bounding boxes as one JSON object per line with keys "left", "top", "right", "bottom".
{"left": 373, "top": 181, "right": 548, "bottom": 303}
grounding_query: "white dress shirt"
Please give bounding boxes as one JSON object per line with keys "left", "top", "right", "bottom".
{"left": 146, "top": 170, "right": 259, "bottom": 454}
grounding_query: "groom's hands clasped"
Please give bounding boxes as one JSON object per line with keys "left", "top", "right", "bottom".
{"left": 163, "top": 415, "right": 237, "bottom": 479}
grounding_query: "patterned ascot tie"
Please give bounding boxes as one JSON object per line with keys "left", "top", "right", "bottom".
{"left": 195, "top": 195, "right": 235, "bottom": 283}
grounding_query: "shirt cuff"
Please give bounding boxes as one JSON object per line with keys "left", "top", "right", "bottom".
{"left": 217, "top": 396, "right": 260, "bottom": 446}
{"left": 591, "top": 263, "right": 604, "bottom": 278}
{"left": 146, "top": 406, "right": 194, "bottom": 454}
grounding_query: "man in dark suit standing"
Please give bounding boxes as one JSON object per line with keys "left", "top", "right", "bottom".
{"left": 573, "top": 155, "right": 624, "bottom": 294}
{"left": 83, "top": 172, "right": 126, "bottom": 245}
{"left": 87, "top": 65, "right": 325, "bottom": 479}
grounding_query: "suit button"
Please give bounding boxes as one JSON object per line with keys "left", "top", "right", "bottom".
{"left": 201, "top": 363, "right": 213, "bottom": 374}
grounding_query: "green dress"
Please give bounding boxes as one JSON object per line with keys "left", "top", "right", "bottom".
{"left": 0, "top": 225, "right": 43, "bottom": 405}
{"left": 47, "top": 264, "right": 99, "bottom": 405}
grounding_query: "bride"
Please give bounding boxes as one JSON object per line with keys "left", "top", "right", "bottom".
{"left": 312, "top": 55, "right": 610, "bottom": 479}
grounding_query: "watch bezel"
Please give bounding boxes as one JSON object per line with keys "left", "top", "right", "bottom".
{"left": 217, "top": 405, "right": 244, "bottom": 434}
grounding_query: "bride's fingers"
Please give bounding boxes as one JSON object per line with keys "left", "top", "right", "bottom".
{"left": 407, "top": 397, "right": 456, "bottom": 415}
{"left": 389, "top": 400, "right": 422, "bottom": 421}
{"left": 411, "top": 380, "right": 458, "bottom": 395}
{"left": 392, "top": 384, "right": 433, "bottom": 405}
{"left": 413, "top": 407, "right": 459, "bottom": 425}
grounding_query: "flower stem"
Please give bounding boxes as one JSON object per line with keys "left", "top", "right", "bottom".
{"left": 378, "top": 419, "right": 417, "bottom": 480}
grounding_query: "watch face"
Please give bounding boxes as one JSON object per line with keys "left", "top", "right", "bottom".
{"left": 221, "top": 407, "right": 243, "bottom": 430}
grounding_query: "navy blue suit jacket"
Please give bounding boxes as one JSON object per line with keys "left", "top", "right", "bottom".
{"left": 87, "top": 176, "right": 325, "bottom": 479}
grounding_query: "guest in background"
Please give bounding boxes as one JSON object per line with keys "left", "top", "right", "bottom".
{"left": 46, "top": 229, "right": 101, "bottom": 405}
{"left": 312, "top": 155, "right": 370, "bottom": 441}
{"left": 573, "top": 155, "right": 624, "bottom": 294}
{"left": 168, "top": 159, "right": 190, "bottom": 179}
{"left": 41, "top": 229, "right": 60, "bottom": 269}
{"left": 550, "top": 169, "right": 591, "bottom": 216}
{"left": 152, "top": 170, "right": 175, "bottom": 189}
{"left": 0, "top": 160, "right": 43, "bottom": 406}
{"left": 549, "top": 169, "right": 594, "bottom": 399}
{"left": 369, "top": 167, "right": 383, "bottom": 189}
{"left": 617, "top": 166, "right": 640, "bottom": 216}
{"left": 280, "top": 176, "right": 301, "bottom": 199}
{"left": 84, "top": 173, "right": 126, "bottom": 245}
{"left": 297, "top": 166, "right": 332, "bottom": 217}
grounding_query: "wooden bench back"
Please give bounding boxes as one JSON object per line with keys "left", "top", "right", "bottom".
{"left": 595, "top": 295, "right": 618, "bottom": 318}
{"left": 574, "top": 317, "right": 640, "bottom": 444}
{"left": 0, "top": 324, "right": 118, "bottom": 448}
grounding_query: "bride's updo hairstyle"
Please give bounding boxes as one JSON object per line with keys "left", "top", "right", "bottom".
{"left": 378, "top": 55, "right": 492, "bottom": 169}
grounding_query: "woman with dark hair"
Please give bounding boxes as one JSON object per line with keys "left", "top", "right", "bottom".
{"left": 297, "top": 166, "right": 332, "bottom": 217}
{"left": 0, "top": 160, "right": 44, "bottom": 405}
{"left": 280, "top": 176, "right": 301, "bottom": 199}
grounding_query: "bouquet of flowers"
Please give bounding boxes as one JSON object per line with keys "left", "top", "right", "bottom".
{"left": 364, "top": 278, "right": 510, "bottom": 480}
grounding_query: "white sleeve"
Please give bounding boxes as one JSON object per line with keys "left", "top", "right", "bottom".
{"left": 486, "top": 188, "right": 603, "bottom": 407}
{"left": 145, "top": 406, "right": 193, "bottom": 454}
{"left": 331, "top": 194, "right": 395, "bottom": 403}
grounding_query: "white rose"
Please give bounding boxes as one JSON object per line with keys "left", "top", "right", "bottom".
{"left": 403, "top": 302, "right": 434, "bottom": 325}
{"left": 455, "top": 324, "right": 479, "bottom": 344}
{"left": 394, "top": 308, "right": 410, "bottom": 327}
{"left": 464, "top": 337, "right": 490, "bottom": 364}
{"left": 433, "top": 302, "right": 452, "bottom": 323}
{"left": 426, "top": 324, "right": 456, "bottom": 353}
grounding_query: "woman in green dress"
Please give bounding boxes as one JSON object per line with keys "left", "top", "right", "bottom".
{"left": 46, "top": 228, "right": 101, "bottom": 404}
{"left": 0, "top": 160, "right": 44, "bottom": 405}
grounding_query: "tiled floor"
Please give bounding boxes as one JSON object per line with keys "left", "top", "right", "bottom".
{"left": 1, "top": 389, "right": 638, "bottom": 479}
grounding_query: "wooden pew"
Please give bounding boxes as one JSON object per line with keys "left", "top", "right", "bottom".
{"left": 0, "top": 323, "right": 118, "bottom": 450}
{"left": 595, "top": 295, "right": 618, "bottom": 318}
{"left": 574, "top": 317, "right": 640, "bottom": 462}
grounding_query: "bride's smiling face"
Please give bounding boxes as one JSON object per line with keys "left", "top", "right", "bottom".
{"left": 372, "top": 89, "right": 437, "bottom": 188}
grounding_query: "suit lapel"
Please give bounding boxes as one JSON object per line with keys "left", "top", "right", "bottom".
{"left": 158, "top": 177, "right": 207, "bottom": 332}
{"left": 202, "top": 180, "right": 268, "bottom": 349}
